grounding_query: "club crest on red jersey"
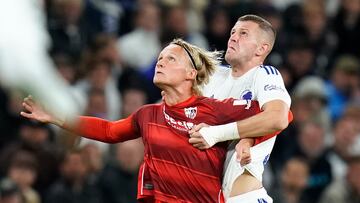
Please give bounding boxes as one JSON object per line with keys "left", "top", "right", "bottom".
{"left": 184, "top": 107, "right": 197, "bottom": 119}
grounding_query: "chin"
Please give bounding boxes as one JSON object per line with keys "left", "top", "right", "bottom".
{"left": 224, "top": 54, "right": 233, "bottom": 64}
{"left": 153, "top": 80, "right": 164, "bottom": 89}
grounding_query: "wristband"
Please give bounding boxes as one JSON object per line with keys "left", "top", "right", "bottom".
{"left": 199, "top": 122, "right": 239, "bottom": 147}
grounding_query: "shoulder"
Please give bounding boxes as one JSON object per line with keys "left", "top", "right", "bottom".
{"left": 256, "top": 65, "right": 281, "bottom": 76}
{"left": 253, "top": 65, "right": 286, "bottom": 86}
{"left": 200, "top": 96, "right": 235, "bottom": 105}
{"left": 132, "top": 103, "right": 161, "bottom": 118}
{"left": 210, "top": 65, "right": 231, "bottom": 79}
{"left": 216, "top": 65, "right": 231, "bottom": 74}
{"left": 136, "top": 103, "right": 161, "bottom": 113}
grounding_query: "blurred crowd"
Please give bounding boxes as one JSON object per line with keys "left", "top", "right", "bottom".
{"left": 0, "top": 0, "right": 360, "bottom": 203}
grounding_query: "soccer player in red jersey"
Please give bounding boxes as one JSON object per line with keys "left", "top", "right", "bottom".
{"left": 21, "top": 39, "right": 273, "bottom": 203}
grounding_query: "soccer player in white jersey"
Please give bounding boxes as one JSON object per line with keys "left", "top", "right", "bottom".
{"left": 189, "top": 14, "right": 291, "bottom": 203}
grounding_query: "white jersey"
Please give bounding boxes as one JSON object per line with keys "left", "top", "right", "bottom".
{"left": 203, "top": 65, "right": 291, "bottom": 199}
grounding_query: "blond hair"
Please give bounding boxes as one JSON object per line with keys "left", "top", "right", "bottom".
{"left": 171, "top": 39, "right": 222, "bottom": 95}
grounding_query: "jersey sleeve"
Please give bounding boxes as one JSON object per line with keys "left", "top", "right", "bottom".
{"left": 255, "top": 66, "right": 291, "bottom": 108}
{"left": 64, "top": 114, "right": 140, "bottom": 143}
{"left": 213, "top": 98, "right": 261, "bottom": 123}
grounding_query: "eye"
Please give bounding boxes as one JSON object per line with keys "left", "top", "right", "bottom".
{"left": 240, "top": 31, "right": 247, "bottom": 35}
{"left": 168, "top": 56, "right": 176, "bottom": 61}
{"left": 157, "top": 56, "right": 163, "bottom": 62}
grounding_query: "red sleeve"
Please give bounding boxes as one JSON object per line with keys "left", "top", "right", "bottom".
{"left": 63, "top": 114, "right": 140, "bottom": 143}
{"left": 214, "top": 99, "right": 261, "bottom": 123}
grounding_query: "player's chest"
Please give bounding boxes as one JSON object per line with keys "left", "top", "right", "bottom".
{"left": 211, "top": 75, "right": 256, "bottom": 100}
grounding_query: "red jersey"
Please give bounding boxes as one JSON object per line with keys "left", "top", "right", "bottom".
{"left": 71, "top": 96, "right": 265, "bottom": 202}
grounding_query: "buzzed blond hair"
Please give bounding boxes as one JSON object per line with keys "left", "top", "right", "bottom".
{"left": 238, "top": 14, "right": 276, "bottom": 50}
{"left": 171, "top": 39, "right": 222, "bottom": 95}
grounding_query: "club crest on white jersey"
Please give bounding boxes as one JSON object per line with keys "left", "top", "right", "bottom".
{"left": 240, "top": 90, "right": 253, "bottom": 109}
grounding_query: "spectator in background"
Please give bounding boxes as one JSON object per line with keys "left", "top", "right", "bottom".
{"left": 99, "top": 139, "right": 144, "bottom": 203}
{"left": 47, "top": 0, "right": 93, "bottom": 61}
{"left": 282, "top": 39, "right": 315, "bottom": 91}
{"left": 328, "top": 115, "right": 359, "bottom": 180}
{"left": 325, "top": 55, "right": 360, "bottom": 122}
{"left": 333, "top": 0, "right": 360, "bottom": 58}
{"left": 0, "top": 90, "right": 29, "bottom": 149}
{"left": 295, "top": 120, "right": 332, "bottom": 203}
{"left": 319, "top": 156, "right": 360, "bottom": 203}
{"left": 83, "top": 0, "right": 124, "bottom": 35}
{"left": 96, "top": 86, "right": 146, "bottom": 202}
{"left": 117, "top": 67, "right": 160, "bottom": 103}
{"left": 0, "top": 178, "right": 24, "bottom": 203}
{"left": 80, "top": 143, "right": 105, "bottom": 184}
{"left": 258, "top": 5, "right": 289, "bottom": 68}
{"left": 292, "top": 76, "right": 331, "bottom": 135}
{"left": 75, "top": 60, "right": 121, "bottom": 121}
{"left": 117, "top": 2, "right": 161, "bottom": 71}
{"left": 204, "top": 6, "right": 231, "bottom": 52}
{"left": 83, "top": 34, "right": 123, "bottom": 73}
{"left": 121, "top": 87, "right": 149, "bottom": 117}
{"left": 162, "top": 5, "right": 209, "bottom": 50}
{"left": 299, "top": 1, "right": 336, "bottom": 76}
{"left": 272, "top": 76, "right": 330, "bottom": 172}
{"left": 52, "top": 53, "right": 78, "bottom": 85}
{"left": 0, "top": 121, "right": 63, "bottom": 199}
{"left": 6, "top": 150, "right": 40, "bottom": 203}
{"left": 270, "top": 157, "right": 310, "bottom": 203}
{"left": 84, "top": 88, "right": 108, "bottom": 119}
{"left": 45, "top": 150, "right": 102, "bottom": 203}
{"left": 78, "top": 88, "right": 112, "bottom": 154}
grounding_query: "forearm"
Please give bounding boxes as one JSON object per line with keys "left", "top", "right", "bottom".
{"left": 236, "top": 109, "right": 289, "bottom": 139}
{"left": 62, "top": 116, "right": 137, "bottom": 143}
{"left": 199, "top": 100, "right": 290, "bottom": 147}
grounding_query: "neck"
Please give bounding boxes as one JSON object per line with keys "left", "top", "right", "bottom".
{"left": 163, "top": 88, "right": 193, "bottom": 106}
{"left": 231, "top": 60, "right": 263, "bottom": 77}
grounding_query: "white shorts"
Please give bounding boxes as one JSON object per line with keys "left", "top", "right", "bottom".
{"left": 222, "top": 137, "right": 276, "bottom": 199}
{"left": 226, "top": 188, "right": 273, "bottom": 203}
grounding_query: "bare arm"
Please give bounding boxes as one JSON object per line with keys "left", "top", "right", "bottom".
{"left": 235, "top": 100, "right": 289, "bottom": 139}
{"left": 189, "top": 100, "right": 290, "bottom": 148}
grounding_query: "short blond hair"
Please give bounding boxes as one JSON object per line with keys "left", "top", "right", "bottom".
{"left": 171, "top": 39, "right": 222, "bottom": 95}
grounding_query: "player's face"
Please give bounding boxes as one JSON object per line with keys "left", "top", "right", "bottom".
{"left": 225, "top": 21, "right": 261, "bottom": 65}
{"left": 153, "top": 44, "right": 194, "bottom": 89}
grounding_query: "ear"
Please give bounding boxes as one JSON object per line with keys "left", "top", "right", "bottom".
{"left": 255, "top": 43, "right": 270, "bottom": 56}
{"left": 186, "top": 68, "right": 197, "bottom": 80}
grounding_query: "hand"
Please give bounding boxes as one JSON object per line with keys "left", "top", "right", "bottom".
{"left": 188, "top": 123, "right": 210, "bottom": 150}
{"left": 235, "top": 138, "right": 254, "bottom": 166}
{"left": 20, "top": 95, "right": 59, "bottom": 125}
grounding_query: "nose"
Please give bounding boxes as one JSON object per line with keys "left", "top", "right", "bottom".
{"left": 229, "top": 33, "right": 238, "bottom": 43}
{"left": 156, "top": 60, "right": 164, "bottom": 69}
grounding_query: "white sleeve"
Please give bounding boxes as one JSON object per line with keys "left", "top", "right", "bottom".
{"left": 0, "top": 0, "right": 79, "bottom": 118}
{"left": 254, "top": 66, "right": 291, "bottom": 108}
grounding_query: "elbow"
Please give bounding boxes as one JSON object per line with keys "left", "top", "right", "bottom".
{"left": 272, "top": 114, "right": 289, "bottom": 132}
